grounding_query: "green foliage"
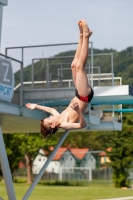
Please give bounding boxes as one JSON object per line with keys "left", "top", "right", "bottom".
{"left": 112, "top": 172, "right": 129, "bottom": 188}
{"left": 3, "top": 133, "right": 58, "bottom": 182}
{"left": 39, "top": 180, "right": 89, "bottom": 186}
{"left": 3, "top": 134, "right": 23, "bottom": 175}
{"left": 104, "top": 114, "right": 133, "bottom": 188}
{"left": 13, "top": 133, "right": 59, "bottom": 157}
{"left": 57, "top": 131, "right": 108, "bottom": 150}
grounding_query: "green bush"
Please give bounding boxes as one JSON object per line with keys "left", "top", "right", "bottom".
{"left": 112, "top": 171, "right": 130, "bottom": 188}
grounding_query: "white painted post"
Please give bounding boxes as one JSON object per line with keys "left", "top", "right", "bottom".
{"left": 89, "top": 167, "right": 92, "bottom": 181}
{"left": 59, "top": 167, "right": 62, "bottom": 181}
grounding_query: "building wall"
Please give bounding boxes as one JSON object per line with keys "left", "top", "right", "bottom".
{"left": 100, "top": 156, "right": 110, "bottom": 164}
{"left": 46, "top": 161, "right": 60, "bottom": 173}
{"left": 59, "top": 150, "right": 75, "bottom": 172}
{"left": 32, "top": 154, "right": 48, "bottom": 174}
{"left": 80, "top": 153, "right": 96, "bottom": 169}
{"left": 32, "top": 150, "right": 97, "bottom": 175}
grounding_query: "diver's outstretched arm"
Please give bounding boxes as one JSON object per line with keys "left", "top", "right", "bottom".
{"left": 25, "top": 103, "right": 60, "bottom": 116}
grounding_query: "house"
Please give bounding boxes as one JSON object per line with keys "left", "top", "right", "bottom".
{"left": 32, "top": 148, "right": 48, "bottom": 174}
{"left": 52, "top": 147, "right": 76, "bottom": 173}
{"left": 32, "top": 147, "right": 75, "bottom": 174}
{"left": 32, "top": 147, "right": 96, "bottom": 175}
{"left": 69, "top": 148, "right": 96, "bottom": 169}
{"left": 98, "top": 148, "right": 111, "bottom": 168}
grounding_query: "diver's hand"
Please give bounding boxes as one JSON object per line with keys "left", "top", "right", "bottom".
{"left": 25, "top": 103, "right": 37, "bottom": 110}
{"left": 70, "top": 100, "right": 80, "bottom": 112}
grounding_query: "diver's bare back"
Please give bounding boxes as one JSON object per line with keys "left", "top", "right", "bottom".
{"left": 60, "top": 96, "right": 88, "bottom": 123}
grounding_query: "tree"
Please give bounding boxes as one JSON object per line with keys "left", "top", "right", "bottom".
{"left": 14, "top": 133, "right": 58, "bottom": 184}
{"left": 59, "top": 130, "right": 108, "bottom": 150}
{"left": 105, "top": 114, "right": 133, "bottom": 188}
{"left": 3, "top": 134, "right": 23, "bottom": 180}
{"left": 3, "top": 132, "right": 58, "bottom": 184}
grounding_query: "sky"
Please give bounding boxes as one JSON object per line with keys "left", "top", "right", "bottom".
{"left": 1, "top": 0, "right": 133, "bottom": 54}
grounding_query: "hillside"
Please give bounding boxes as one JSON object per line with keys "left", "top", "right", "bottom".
{"left": 14, "top": 46, "right": 133, "bottom": 86}
{"left": 93, "top": 47, "right": 133, "bottom": 85}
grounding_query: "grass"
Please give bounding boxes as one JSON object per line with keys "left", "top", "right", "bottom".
{"left": 0, "top": 182, "right": 133, "bottom": 200}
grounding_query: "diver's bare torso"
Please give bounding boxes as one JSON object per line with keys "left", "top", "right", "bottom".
{"left": 59, "top": 96, "right": 88, "bottom": 124}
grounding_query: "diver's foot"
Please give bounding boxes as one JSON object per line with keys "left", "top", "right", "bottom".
{"left": 81, "top": 20, "right": 92, "bottom": 37}
{"left": 78, "top": 20, "right": 83, "bottom": 36}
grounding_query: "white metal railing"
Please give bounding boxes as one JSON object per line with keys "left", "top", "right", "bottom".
{"left": 14, "top": 75, "right": 122, "bottom": 90}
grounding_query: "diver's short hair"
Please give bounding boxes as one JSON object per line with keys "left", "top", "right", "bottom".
{"left": 40, "top": 119, "right": 58, "bottom": 138}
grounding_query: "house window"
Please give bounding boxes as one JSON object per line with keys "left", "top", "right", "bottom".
{"left": 38, "top": 158, "right": 41, "bottom": 161}
{"left": 70, "top": 157, "right": 73, "bottom": 161}
{"left": 62, "top": 157, "right": 64, "bottom": 161}
{"left": 75, "top": 162, "right": 80, "bottom": 167}
{"left": 84, "top": 158, "right": 86, "bottom": 161}
{"left": 91, "top": 157, "right": 93, "bottom": 161}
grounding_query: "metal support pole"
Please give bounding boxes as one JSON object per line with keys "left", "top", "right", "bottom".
{"left": 0, "top": 127, "right": 16, "bottom": 200}
{"left": 60, "top": 64, "right": 63, "bottom": 88}
{"left": 46, "top": 58, "right": 49, "bottom": 88}
{"left": 20, "top": 61, "right": 24, "bottom": 115}
{"left": 90, "top": 42, "right": 94, "bottom": 87}
{"left": 111, "top": 53, "right": 115, "bottom": 121}
{"left": 49, "top": 73, "right": 52, "bottom": 88}
{"left": 31, "top": 59, "right": 34, "bottom": 89}
{"left": 111, "top": 53, "right": 114, "bottom": 86}
{"left": 22, "top": 130, "right": 70, "bottom": 200}
{"left": 20, "top": 48, "right": 24, "bottom": 113}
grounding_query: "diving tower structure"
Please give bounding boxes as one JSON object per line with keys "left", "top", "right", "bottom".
{"left": 0, "top": 15, "right": 133, "bottom": 200}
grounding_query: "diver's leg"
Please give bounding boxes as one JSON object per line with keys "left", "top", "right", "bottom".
{"left": 71, "top": 20, "right": 83, "bottom": 86}
{"left": 75, "top": 20, "right": 92, "bottom": 96}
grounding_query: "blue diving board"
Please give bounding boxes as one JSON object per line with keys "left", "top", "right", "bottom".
{"left": 103, "top": 108, "right": 133, "bottom": 113}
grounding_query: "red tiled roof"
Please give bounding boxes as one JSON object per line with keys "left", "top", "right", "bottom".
{"left": 42, "top": 149, "right": 49, "bottom": 155}
{"left": 69, "top": 148, "right": 89, "bottom": 159}
{"left": 52, "top": 148, "right": 68, "bottom": 161}
{"left": 99, "top": 151, "right": 106, "bottom": 156}
{"left": 99, "top": 147, "right": 112, "bottom": 156}
{"left": 51, "top": 148, "right": 89, "bottom": 161}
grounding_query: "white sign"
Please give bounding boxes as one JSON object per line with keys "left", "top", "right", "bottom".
{"left": 0, "top": 57, "right": 14, "bottom": 102}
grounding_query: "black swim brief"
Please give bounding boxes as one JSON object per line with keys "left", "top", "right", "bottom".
{"left": 75, "top": 87, "right": 94, "bottom": 103}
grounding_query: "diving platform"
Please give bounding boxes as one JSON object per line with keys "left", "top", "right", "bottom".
{"left": 12, "top": 85, "right": 133, "bottom": 106}
{"left": 1, "top": 84, "right": 133, "bottom": 133}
